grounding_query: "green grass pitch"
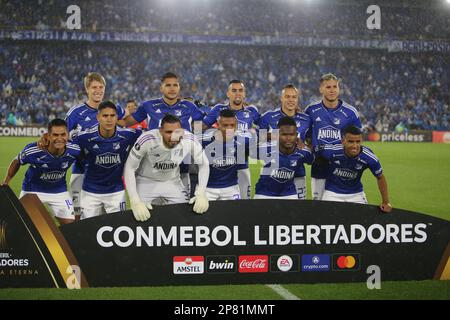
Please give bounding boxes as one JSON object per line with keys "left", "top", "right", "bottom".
{"left": 0, "top": 137, "right": 449, "bottom": 299}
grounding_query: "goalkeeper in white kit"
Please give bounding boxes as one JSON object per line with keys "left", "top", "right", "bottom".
{"left": 124, "top": 114, "right": 210, "bottom": 221}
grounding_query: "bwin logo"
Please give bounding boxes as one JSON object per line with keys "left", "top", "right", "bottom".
{"left": 209, "top": 260, "right": 234, "bottom": 270}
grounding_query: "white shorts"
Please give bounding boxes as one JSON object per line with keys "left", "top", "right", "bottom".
{"left": 311, "top": 178, "right": 326, "bottom": 200}
{"left": 136, "top": 176, "right": 188, "bottom": 205}
{"left": 206, "top": 185, "right": 241, "bottom": 201}
{"left": 253, "top": 194, "right": 298, "bottom": 200}
{"left": 69, "top": 173, "right": 84, "bottom": 212}
{"left": 20, "top": 190, "right": 74, "bottom": 220}
{"left": 295, "top": 176, "right": 307, "bottom": 200}
{"left": 80, "top": 190, "right": 126, "bottom": 220}
{"left": 322, "top": 190, "right": 368, "bottom": 204}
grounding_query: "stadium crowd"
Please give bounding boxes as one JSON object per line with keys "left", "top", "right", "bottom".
{"left": 0, "top": 0, "right": 449, "bottom": 40}
{"left": 1, "top": 41, "right": 448, "bottom": 131}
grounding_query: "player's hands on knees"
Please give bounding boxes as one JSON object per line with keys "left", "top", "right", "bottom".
{"left": 37, "top": 133, "right": 50, "bottom": 150}
{"left": 379, "top": 202, "right": 392, "bottom": 213}
{"left": 189, "top": 187, "right": 209, "bottom": 214}
{"left": 130, "top": 198, "right": 152, "bottom": 221}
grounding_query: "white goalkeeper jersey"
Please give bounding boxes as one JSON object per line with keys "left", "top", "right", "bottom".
{"left": 124, "top": 129, "right": 209, "bottom": 201}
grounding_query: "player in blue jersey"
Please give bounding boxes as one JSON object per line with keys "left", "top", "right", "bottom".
{"left": 38, "top": 72, "right": 127, "bottom": 216}
{"left": 258, "top": 84, "right": 311, "bottom": 143}
{"left": 318, "top": 126, "right": 392, "bottom": 212}
{"left": 64, "top": 73, "right": 127, "bottom": 214}
{"left": 73, "top": 101, "right": 141, "bottom": 220}
{"left": 202, "top": 80, "right": 260, "bottom": 200}
{"left": 254, "top": 117, "right": 314, "bottom": 199}
{"left": 202, "top": 109, "right": 252, "bottom": 201}
{"left": 304, "top": 73, "right": 362, "bottom": 201}
{"left": 2, "top": 119, "right": 80, "bottom": 224}
{"left": 119, "top": 72, "right": 205, "bottom": 197}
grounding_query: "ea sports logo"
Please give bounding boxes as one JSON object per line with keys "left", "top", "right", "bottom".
{"left": 336, "top": 255, "right": 356, "bottom": 269}
{"left": 277, "top": 255, "right": 293, "bottom": 272}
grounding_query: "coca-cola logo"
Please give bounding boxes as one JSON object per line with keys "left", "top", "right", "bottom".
{"left": 238, "top": 255, "right": 268, "bottom": 273}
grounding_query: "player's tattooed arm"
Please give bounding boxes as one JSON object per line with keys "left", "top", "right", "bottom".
{"left": 376, "top": 174, "right": 392, "bottom": 213}
{"left": 117, "top": 114, "right": 138, "bottom": 128}
{"left": 1, "top": 158, "right": 20, "bottom": 186}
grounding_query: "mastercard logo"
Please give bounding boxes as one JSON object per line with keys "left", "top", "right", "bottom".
{"left": 333, "top": 254, "right": 360, "bottom": 271}
{"left": 336, "top": 256, "right": 356, "bottom": 269}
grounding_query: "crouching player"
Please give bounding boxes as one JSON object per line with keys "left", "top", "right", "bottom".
{"left": 2, "top": 119, "right": 80, "bottom": 224}
{"left": 202, "top": 109, "right": 252, "bottom": 200}
{"left": 254, "top": 117, "right": 313, "bottom": 199}
{"left": 124, "top": 114, "right": 210, "bottom": 222}
{"left": 73, "top": 101, "right": 141, "bottom": 219}
{"left": 318, "top": 125, "right": 392, "bottom": 212}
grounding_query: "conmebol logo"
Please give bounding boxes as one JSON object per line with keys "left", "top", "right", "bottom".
{"left": 238, "top": 255, "right": 268, "bottom": 273}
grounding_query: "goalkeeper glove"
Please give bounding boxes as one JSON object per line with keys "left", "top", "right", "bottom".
{"left": 189, "top": 187, "right": 209, "bottom": 214}
{"left": 130, "top": 198, "right": 152, "bottom": 222}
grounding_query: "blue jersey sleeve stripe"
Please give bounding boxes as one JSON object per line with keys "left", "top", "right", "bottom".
{"left": 362, "top": 150, "right": 379, "bottom": 162}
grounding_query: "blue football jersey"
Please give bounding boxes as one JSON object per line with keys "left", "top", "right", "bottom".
{"left": 255, "top": 142, "right": 313, "bottom": 197}
{"left": 73, "top": 126, "right": 141, "bottom": 194}
{"left": 132, "top": 98, "right": 204, "bottom": 132}
{"left": 203, "top": 103, "right": 260, "bottom": 132}
{"left": 202, "top": 130, "right": 251, "bottom": 188}
{"left": 320, "top": 144, "right": 383, "bottom": 194}
{"left": 65, "top": 102, "right": 126, "bottom": 174}
{"left": 304, "top": 99, "right": 361, "bottom": 179}
{"left": 18, "top": 142, "right": 80, "bottom": 193}
{"left": 258, "top": 108, "right": 311, "bottom": 141}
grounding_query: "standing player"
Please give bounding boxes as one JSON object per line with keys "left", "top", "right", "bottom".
{"left": 318, "top": 126, "right": 392, "bottom": 212}
{"left": 123, "top": 114, "right": 210, "bottom": 222}
{"left": 202, "top": 80, "right": 260, "bottom": 200}
{"left": 73, "top": 101, "right": 141, "bottom": 220}
{"left": 119, "top": 72, "right": 205, "bottom": 196}
{"left": 2, "top": 119, "right": 80, "bottom": 224}
{"left": 42, "top": 73, "right": 127, "bottom": 215}
{"left": 304, "top": 73, "right": 361, "bottom": 200}
{"left": 254, "top": 117, "right": 313, "bottom": 199}
{"left": 202, "top": 109, "right": 252, "bottom": 201}
{"left": 258, "top": 84, "right": 311, "bottom": 143}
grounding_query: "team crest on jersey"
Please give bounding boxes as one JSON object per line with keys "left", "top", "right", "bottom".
{"left": 333, "top": 118, "right": 340, "bottom": 125}
{"left": 61, "top": 162, "right": 69, "bottom": 169}
{"left": 175, "top": 110, "right": 182, "bottom": 117}
{"left": 290, "top": 160, "right": 297, "bottom": 167}
{"left": 134, "top": 143, "right": 140, "bottom": 151}
{"left": 355, "top": 163, "right": 363, "bottom": 170}
{"left": 243, "top": 112, "right": 250, "bottom": 118}
{"left": 113, "top": 142, "right": 120, "bottom": 150}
